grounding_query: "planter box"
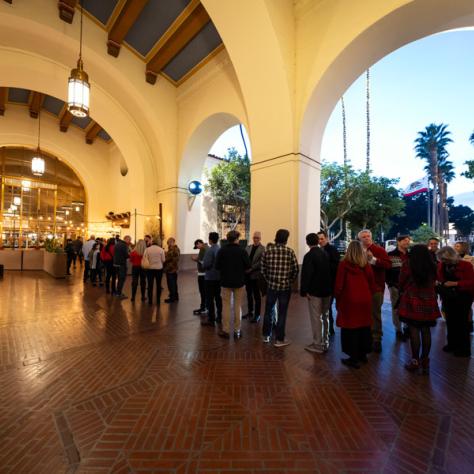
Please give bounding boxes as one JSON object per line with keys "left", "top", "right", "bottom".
{"left": 43, "top": 252, "right": 67, "bottom": 278}
{"left": 23, "top": 249, "right": 45, "bottom": 270}
{"left": 0, "top": 249, "right": 22, "bottom": 270}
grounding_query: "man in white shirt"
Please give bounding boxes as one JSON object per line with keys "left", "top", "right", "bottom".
{"left": 82, "top": 235, "right": 96, "bottom": 282}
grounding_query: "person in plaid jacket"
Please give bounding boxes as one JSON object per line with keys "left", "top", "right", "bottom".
{"left": 261, "top": 229, "right": 299, "bottom": 347}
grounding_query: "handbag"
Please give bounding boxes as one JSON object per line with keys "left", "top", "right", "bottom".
{"left": 141, "top": 251, "right": 150, "bottom": 269}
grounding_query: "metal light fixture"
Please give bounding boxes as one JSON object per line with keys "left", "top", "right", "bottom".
{"left": 32, "top": 111, "right": 45, "bottom": 177}
{"left": 68, "top": 0, "right": 90, "bottom": 118}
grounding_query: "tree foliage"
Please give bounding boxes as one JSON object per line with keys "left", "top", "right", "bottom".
{"left": 321, "top": 162, "right": 404, "bottom": 239}
{"left": 449, "top": 204, "right": 474, "bottom": 237}
{"left": 205, "top": 147, "right": 250, "bottom": 230}
{"left": 389, "top": 192, "right": 431, "bottom": 237}
{"left": 462, "top": 160, "right": 474, "bottom": 180}
{"left": 411, "top": 224, "right": 440, "bottom": 243}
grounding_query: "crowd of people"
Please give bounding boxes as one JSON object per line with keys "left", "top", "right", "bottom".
{"left": 66, "top": 228, "right": 474, "bottom": 374}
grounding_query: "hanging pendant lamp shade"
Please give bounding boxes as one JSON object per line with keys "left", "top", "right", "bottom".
{"left": 67, "top": 0, "right": 90, "bottom": 118}
{"left": 68, "top": 58, "right": 90, "bottom": 117}
{"left": 32, "top": 111, "right": 45, "bottom": 177}
{"left": 31, "top": 156, "right": 45, "bottom": 176}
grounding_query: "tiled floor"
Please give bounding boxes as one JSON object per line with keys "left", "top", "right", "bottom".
{"left": 0, "top": 267, "right": 472, "bottom": 473}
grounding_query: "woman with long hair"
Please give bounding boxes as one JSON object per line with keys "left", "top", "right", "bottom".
{"left": 437, "top": 246, "right": 474, "bottom": 357}
{"left": 398, "top": 245, "right": 440, "bottom": 374}
{"left": 129, "top": 239, "right": 147, "bottom": 302}
{"left": 334, "top": 240, "right": 376, "bottom": 368}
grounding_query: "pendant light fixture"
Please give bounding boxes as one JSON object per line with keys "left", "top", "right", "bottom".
{"left": 67, "top": 0, "right": 90, "bottom": 118}
{"left": 31, "top": 111, "right": 45, "bottom": 177}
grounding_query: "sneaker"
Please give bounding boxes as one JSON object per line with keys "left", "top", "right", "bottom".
{"left": 341, "top": 357, "right": 360, "bottom": 369}
{"left": 304, "top": 344, "right": 324, "bottom": 354}
{"left": 234, "top": 330, "right": 242, "bottom": 340}
{"left": 262, "top": 336, "right": 271, "bottom": 343}
{"left": 201, "top": 320, "right": 215, "bottom": 327}
{"left": 404, "top": 358, "right": 419, "bottom": 372}
{"left": 274, "top": 339, "right": 291, "bottom": 348}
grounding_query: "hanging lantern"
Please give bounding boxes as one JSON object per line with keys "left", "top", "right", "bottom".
{"left": 67, "top": 0, "right": 90, "bottom": 118}
{"left": 31, "top": 156, "right": 45, "bottom": 176}
{"left": 32, "top": 110, "right": 45, "bottom": 177}
{"left": 68, "top": 59, "right": 90, "bottom": 117}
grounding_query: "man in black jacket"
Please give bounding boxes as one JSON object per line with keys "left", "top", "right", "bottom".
{"left": 317, "top": 231, "right": 340, "bottom": 335}
{"left": 301, "top": 233, "right": 332, "bottom": 353}
{"left": 215, "top": 230, "right": 251, "bottom": 339}
{"left": 114, "top": 235, "right": 131, "bottom": 299}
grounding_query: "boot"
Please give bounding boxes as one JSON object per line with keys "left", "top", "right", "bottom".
{"left": 404, "top": 358, "right": 419, "bottom": 372}
{"left": 420, "top": 357, "right": 430, "bottom": 375}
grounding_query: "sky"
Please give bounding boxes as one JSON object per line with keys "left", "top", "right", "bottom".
{"left": 209, "top": 30, "right": 473, "bottom": 207}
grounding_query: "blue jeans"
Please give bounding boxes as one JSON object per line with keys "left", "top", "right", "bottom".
{"left": 263, "top": 288, "right": 291, "bottom": 341}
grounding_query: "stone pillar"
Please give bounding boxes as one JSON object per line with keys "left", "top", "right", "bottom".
{"left": 250, "top": 152, "right": 320, "bottom": 261}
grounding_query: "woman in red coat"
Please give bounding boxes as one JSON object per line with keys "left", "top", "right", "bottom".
{"left": 398, "top": 245, "right": 440, "bottom": 374}
{"left": 437, "top": 246, "right": 474, "bottom": 358}
{"left": 335, "top": 240, "right": 376, "bottom": 368}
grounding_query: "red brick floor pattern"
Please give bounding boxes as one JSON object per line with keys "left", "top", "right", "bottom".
{"left": 0, "top": 269, "right": 473, "bottom": 473}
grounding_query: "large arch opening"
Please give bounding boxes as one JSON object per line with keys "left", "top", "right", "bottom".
{"left": 178, "top": 113, "right": 251, "bottom": 256}
{"left": 0, "top": 146, "right": 86, "bottom": 247}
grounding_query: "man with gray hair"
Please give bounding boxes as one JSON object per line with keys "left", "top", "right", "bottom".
{"left": 244, "top": 231, "right": 265, "bottom": 323}
{"left": 82, "top": 234, "right": 96, "bottom": 282}
{"left": 358, "top": 229, "right": 391, "bottom": 352}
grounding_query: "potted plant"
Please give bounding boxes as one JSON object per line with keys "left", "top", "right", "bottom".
{"left": 43, "top": 238, "right": 67, "bottom": 278}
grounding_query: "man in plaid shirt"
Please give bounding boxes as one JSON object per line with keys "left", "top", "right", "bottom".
{"left": 261, "top": 229, "right": 299, "bottom": 347}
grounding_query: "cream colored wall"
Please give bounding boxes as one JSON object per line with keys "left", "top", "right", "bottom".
{"left": 3, "top": 0, "right": 474, "bottom": 257}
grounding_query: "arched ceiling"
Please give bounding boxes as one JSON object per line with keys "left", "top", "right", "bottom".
{"left": 0, "top": 86, "right": 112, "bottom": 145}
{"left": 57, "top": 0, "right": 224, "bottom": 86}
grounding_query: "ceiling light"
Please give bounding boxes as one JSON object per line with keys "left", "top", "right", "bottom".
{"left": 68, "top": 0, "right": 90, "bottom": 118}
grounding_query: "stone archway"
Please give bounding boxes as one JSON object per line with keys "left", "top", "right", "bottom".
{"left": 177, "top": 113, "right": 242, "bottom": 255}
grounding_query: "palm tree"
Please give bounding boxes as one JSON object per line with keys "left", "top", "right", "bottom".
{"left": 414, "top": 123, "right": 453, "bottom": 235}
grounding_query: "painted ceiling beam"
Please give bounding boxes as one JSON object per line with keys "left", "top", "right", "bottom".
{"left": 0, "top": 87, "right": 7, "bottom": 116}
{"left": 29, "top": 91, "right": 45, "bottom": 119}
{"left": 58, "top": 0, "right": 77, "bottom": 24}
{"left": 85, "top": 122, "right": 102, "bottom": 144}
{"left": 107, "top": 0, "right": 149, "bottom": 58}
{"left": 59, "top": 106, "right": 73, "bottom": 132}
{"left": 145, "top": 1, "right": 210, "bottom": 85}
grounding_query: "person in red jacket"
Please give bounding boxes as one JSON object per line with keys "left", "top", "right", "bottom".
{"left": 335, "top": 240, "right": 376, "bottom": 368}
{"left": 358, "top": 229, "right": 391, "bottom": 353}
{"left": 129, "top": 239, "right": 147, "bottom": 302}
{"left": 398, "top": 245, "right": 440, "bottom": 374}
{"left": 101, "top": 238, "right": 116, "bottom": 294}
{"left": 437, "top": 246, "right": 474, "bottom": 357}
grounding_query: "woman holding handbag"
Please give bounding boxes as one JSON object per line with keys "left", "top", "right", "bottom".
{"left": 130, "top": 239, "right": 147, "bottom": 302}
{"left": 143, "top": 238, "right": 166, "bottom": 305}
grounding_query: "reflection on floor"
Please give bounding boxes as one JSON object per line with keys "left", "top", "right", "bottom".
{"left": 0, "top": 268, "right": 472, "bottom": 473}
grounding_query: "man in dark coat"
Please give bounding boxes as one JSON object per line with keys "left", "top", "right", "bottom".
{"left": 301, "top": 233, "right": 333, "bottom": 353}
{"left": 317, "top": 231, "right": 340, "bottom": 335}
{"left": 215, "top": 230, "right": 251, "bottom": 339}
{"left": 114, "top": 235, "right": 131, "bottom": 299}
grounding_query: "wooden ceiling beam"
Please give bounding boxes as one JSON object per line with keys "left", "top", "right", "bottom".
{"left": 85, "top": 122, "right": 102, "bottom": 144}
{"left": 0, "top": 87, "right": 7, "bottom": 116}
{"left": 59, "top": 106, "right": 73, "bottom": 132}
{"left": 145, "top": 1, "right": 210, "bottom": 85}
{"left": 3, "top": 1, "right": 13, "bottom": 4}
{"left": 29, "top": 91, "right": 45, "bottom": 119}
{"left": 107, "top": 0, "right": 149, "bottom": 58}
{"left": 58, "top": 0, "right": 77, "bottom": 24}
